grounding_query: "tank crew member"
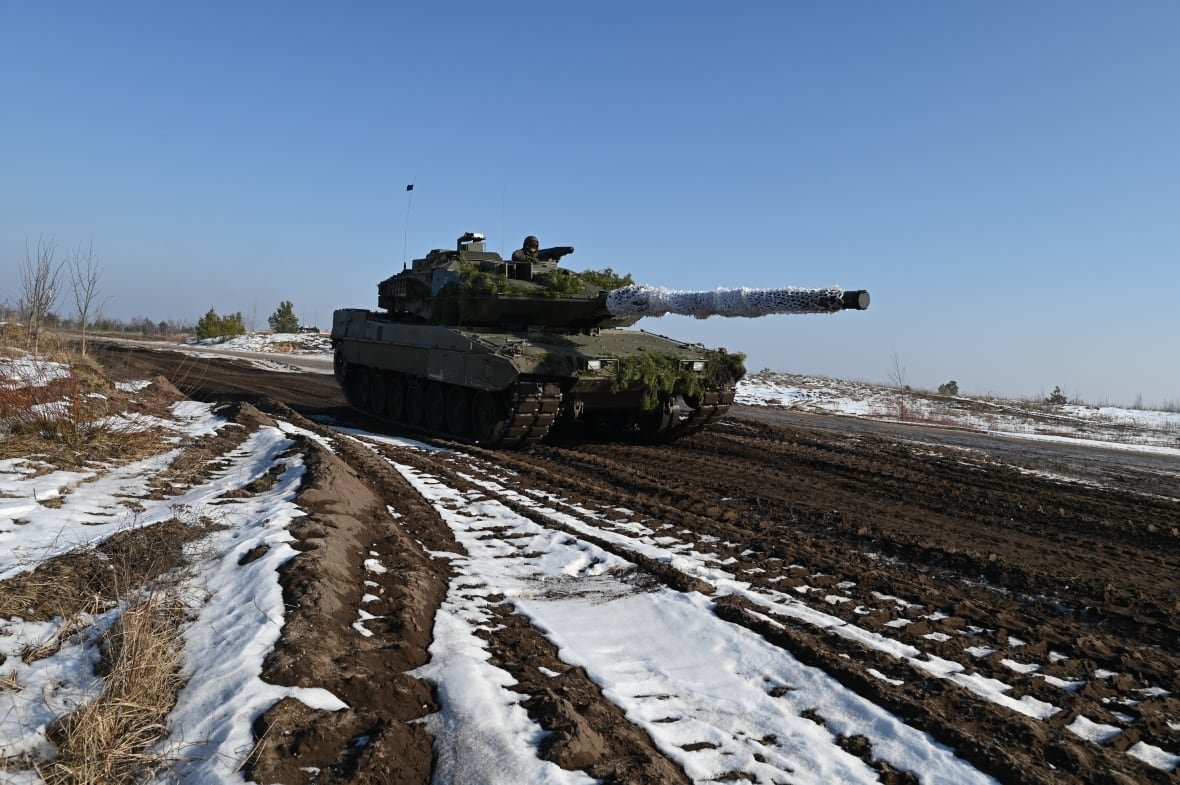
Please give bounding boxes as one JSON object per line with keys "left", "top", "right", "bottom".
{"left": 511, "top": 235, "right": 540, "bottom": 263}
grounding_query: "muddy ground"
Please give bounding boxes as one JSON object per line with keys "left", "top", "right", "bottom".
{"left": 94, "top": 343, "right": 1180, "bottom": 785}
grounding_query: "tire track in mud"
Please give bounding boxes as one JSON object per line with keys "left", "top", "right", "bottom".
{"left": 362, "top": 438, "right": 698, "bottom": 785}
{"left": 400, "top": 427, "right": 1178, "bottom": 784}
{"left": 368, "top": 437, "right": 994, "bottom": 785}
{"left": 241, "top": 404, "right": 444, "bottom": 784}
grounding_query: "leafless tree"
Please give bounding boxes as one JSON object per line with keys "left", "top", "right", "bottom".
{"left": 68, "top": 240, "right": 104, "bottom": 356}
{"left": 20, "top": 235, "right": 63, "bottom": 354}
{"left": 887, "top": 350, "right": 909, "bottom": 389}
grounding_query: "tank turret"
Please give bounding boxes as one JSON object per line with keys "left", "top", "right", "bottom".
{"left": 376, "top": 231, "right": 868, "bottom": 330}
{"left": 333, "top": 232, "right": 869, "bottom": 447}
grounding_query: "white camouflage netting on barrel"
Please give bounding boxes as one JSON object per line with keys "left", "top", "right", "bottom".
{"left": 605, "top": 284, "right": 847, "bottom": 319}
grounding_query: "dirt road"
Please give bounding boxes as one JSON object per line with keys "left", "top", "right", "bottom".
{"left": 95, "top": 343, "right": 1180, "bottom": 784}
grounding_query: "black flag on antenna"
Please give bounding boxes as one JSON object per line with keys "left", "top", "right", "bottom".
{"left": 405, "top": 183, "right": 414, "bottom": 191}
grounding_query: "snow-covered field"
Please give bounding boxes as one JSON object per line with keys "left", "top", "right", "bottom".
{"left": 737, "top": 370, "right": 1180, "bottom": 454}
{"left": 1, "top": 347, "right": 1177, "bottom": 782}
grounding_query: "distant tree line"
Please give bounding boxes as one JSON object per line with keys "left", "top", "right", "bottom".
{"left": 4, "top": 237, "right": 309, "bottom": 347}
{"left": 0, "top": 303, "right": 194, "bottom": 337}
{"left": 196, "top": 300, "right": 301, "bottom": 339}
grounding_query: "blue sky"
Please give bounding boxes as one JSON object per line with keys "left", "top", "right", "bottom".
{"left": 2, "top": 2, "right": 1177, "bottom": 406}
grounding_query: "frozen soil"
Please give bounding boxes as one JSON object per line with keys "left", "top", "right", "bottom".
{"left": 96, "top": 344, "right": 1180, "bottom": 785}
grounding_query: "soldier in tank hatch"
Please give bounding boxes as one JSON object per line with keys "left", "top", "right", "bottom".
{"left": 512, "top": 235, "right": 540, "bottom": 263}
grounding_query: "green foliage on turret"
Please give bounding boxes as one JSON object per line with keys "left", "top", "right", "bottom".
{"left": 561, "top": 268, "right": 634, "bottom": 294}
{"left": 442, "top": 263, "right": 634, "bottom": 299}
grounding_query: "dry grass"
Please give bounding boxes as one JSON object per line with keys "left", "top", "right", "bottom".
{"left": 0, "top": 519, "right": 215, "bottom": 623}
{"left": 0, "top": 329, "right": 219, "bottom": 781}
{"left": 0, "top": 344, "right": 168, "bottom": 468}
{"left": 38, "top": 594, "right": 184, "bottom": 785}
{"left": 0, "top": 519, "right": 218, "bottom": 782}
{"left": 18, "top": 595, "right": 106, "bottom": 664}
{"left": 0, "top": 321, "right": 24, "bottom": 355}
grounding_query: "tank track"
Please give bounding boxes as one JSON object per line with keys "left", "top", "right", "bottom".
{"left": 679, "top": 386, "right": 736, "bottom": 434}
{"left": 340, "top": 359, "right": 562, "bottom": 448}
{"left": 647, "top": 386, "right": 736, "bottom": 442}
{"left": 494, "top": 381, "right": 563, "bottom": 448}
{"left": 338, "top": 357, "right": 731, "bottom": 447}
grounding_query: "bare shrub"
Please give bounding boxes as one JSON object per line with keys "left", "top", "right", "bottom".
{"left": 887, "top": 351, "right": 909, "bottom": 390}
{"left": 67, "top": 241, "right": 104, "bottom": 357}
{"left": 20, "top": 236, "right": 63, "bottom": 354}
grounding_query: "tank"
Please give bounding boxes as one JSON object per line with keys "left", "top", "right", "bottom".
{"left": 331, "top": 232, "right": 869, "bottom": 447}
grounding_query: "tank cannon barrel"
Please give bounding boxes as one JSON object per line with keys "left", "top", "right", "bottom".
{"left": 604, "top": 285, "right": 870, "bottom": 320}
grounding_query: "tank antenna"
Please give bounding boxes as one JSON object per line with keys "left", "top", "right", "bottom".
{"left": 500, "top": 185, "right": 506, "bottom": 257}
{"left": 402, "top": 180, "right": 415, "bottom": 270}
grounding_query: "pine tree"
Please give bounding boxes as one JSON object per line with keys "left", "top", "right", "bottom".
{"left": 195, "top": 307, "right": 222, "bottom": 339}
{"left": 268, "top": 300, "right": 299, "bottom": 333}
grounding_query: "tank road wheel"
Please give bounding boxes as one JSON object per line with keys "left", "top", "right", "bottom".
{"left": 406, "top": 380, "right": 425, "bottom": 425}
{"left": 369, "top": 372, "right": 388, "bottom": 417}
{"left": 637, "top": 395, "right": 680, "bottom": 440}
{"left": 424, "top": 382, "right": 447, "bottom": 433}
{"left": 445, "top": 386, "right": 471, "bottom": 436}
{"left": 471, "top": 391, "right": 507, "bottom": 444}
{"left": 347, "top": 367, "right": 371, "bottom": 410}
{"left": 637, "top": 410, "right": 673, "bottom": 438}
{"left": 386, "top": 374, "right": 406, "bottom": 422}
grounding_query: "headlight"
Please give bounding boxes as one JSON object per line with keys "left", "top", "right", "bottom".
{"left": 585, "top": 359, "right": 602, "bottom": 370}
{"left": 691, "top": 360, "right": 705, "bottom": 372}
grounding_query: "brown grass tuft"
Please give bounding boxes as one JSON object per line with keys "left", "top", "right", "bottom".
{"left": 0, "top": 519, "right": 216, "bottom": 624}
{"left": 0, "top": 517, "right": 216, "bottom": 782}
{"left": 39, "top": 594, "right": 184, "bottom": 785}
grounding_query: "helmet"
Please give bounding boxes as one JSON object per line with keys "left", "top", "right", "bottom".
{"left": 523, "top": 235, "right": 539, "bottom": 251}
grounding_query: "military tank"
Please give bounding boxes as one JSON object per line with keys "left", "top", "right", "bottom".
{"left": 331, "top": 232, "right": 869, "bottom": 447}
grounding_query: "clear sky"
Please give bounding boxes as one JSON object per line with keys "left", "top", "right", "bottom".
{"left": 2, "top": 2, "right": 1177, "bottom": 407}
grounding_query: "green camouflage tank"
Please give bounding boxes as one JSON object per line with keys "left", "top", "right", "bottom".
{"left": 331, "top": 232, "right": 869, "bottom": 447}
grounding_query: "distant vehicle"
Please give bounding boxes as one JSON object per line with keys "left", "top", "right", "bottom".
{"left": 332, "top": 232, "right": 869, "bottom": 447}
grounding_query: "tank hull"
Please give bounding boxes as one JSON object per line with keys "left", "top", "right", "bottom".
{"left": 331, "top": 308, "right": 740, "bottom": 447}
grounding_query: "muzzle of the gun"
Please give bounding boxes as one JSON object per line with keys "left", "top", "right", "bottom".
{"left": 842, "top": 290, "right": 870, "bottom": 310}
